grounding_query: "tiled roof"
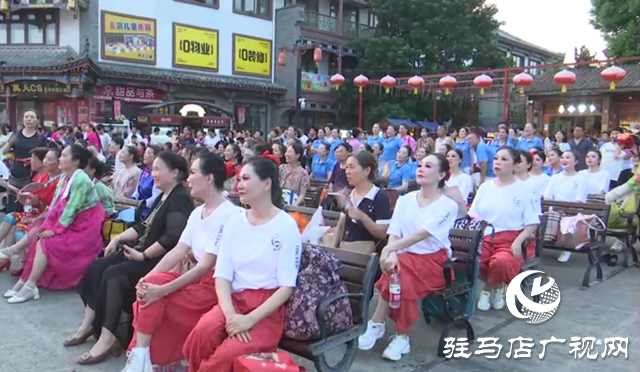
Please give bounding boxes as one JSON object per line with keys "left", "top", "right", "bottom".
{"left": 526, "top": 65, "right": 640, "bottom": 95}
{"left": 92, "top": 62, "right": 287, "bottom": 95}
{"left": 0, "top": 46, "right": 82, "bottom": 69}
{"left": 497, "top": 30, "right": 563, "bottom": 59}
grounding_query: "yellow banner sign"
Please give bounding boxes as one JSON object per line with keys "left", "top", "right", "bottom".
{"left": 102, "top": 11, "right": 156, "bottom": 64}
{"left": 173, "top": 23, "right": 219, "bottom": 71}
{"left": 233, "top": 34, "right": 272, "bottom": 78}
{"left": 11, "top": 83, "right": 71, "bottom": 94}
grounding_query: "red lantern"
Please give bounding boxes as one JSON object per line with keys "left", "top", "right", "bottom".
{"left": 313, "top": 48, "right": 323, "bottom": 66}
{"left": 380, "top": 75, "right": 397, "bottom": 94}
{"left": 513, "top": 72, "right": 534, "bottom": 94}
{"left": 407, "top": 75, "right": 425, "bottom": 95}
{"left": 601, "top": 66, "right": 627, "bottom": 90}
{"left": 439, "top": 75, "right": 457, "bottom": 95}
{"left": 330, "top": 73, "right": 345, "bottom": 90}
{"left": 554, "top": 69, "right": 576, "bottom": 93}
{"left": 473, "top": 74, "right": 493, "bottom": 95}
{"left": 353, "top": 74, "right": 369, "bottom": 93}
{"left": 277, "top": 52, "right": 286, "bottom": 68}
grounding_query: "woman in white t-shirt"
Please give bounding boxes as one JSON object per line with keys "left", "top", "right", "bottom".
{"left": 358, "top": 154, "right": 457, "bottom": 362}
{"left": 469, "top": 147, "right": 539, "bottom": 312}
{"left": 528, "top": 150, "right": 550, "bottom": 198}
{"left": 446, "top": 148, "right": 474, "bottom": 203}
{"left": 579, "top": 150, "right": 610, "bottom": 195}
{"left": 544, "top": 149, "right": 587, "bottom": 263}
{"left": 184, "top": 157, "right": 302, "bottom": 372}
{"left": 516, "top": 150, "right": 542, "bottom": 215}
{"left": 121, "top": 152, "right": 242, "bottom": 371}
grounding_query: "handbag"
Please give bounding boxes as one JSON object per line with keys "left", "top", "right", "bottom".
{"left": 543, "top": 210, "right": 563, "bottom": 243}
{"left": 339, "top": 240, "right": 377, "bottom": 254}
{"left": 233, "top": 352, "right": 305, "bottom": 372}
{"left": 102, "top": 219, "right": 126, "bottom": 245}
{"left": 557, "top": 214, "right": 606, "bottom": 250}
{"left": 608, "top": 193, "right": 638, "bottom": 228}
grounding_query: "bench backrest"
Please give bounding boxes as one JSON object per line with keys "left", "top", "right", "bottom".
{"left": 541, "top": 200, "right": 611, "bottom": 243}
{"left": 304, "top": 179, "right": 329, "bottom": 208}
{"left": 284, "top": 205, "right": 342, "bottom": 227}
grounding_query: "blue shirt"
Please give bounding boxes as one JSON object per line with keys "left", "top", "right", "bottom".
{"left": 381, "top": 137, "right": 403, "bottom": 162}
{"left": 366, "top": 136, "right": 384, "bottom": 147}
{"left": 328, "top": 139, "right": 342, "bottom": 162}
{"left": 516, "top": 136, "right": 544, "bottom": 152}
{"left": 454, "top": 139, "right": 472, "bottom": 169}
{"left": 388, "top": 161, "right": 415, "bottom": 189}
{"left": 311, "top": 139, "right": 328, "bottom": 163}
{"left": 473, "top": 141, "right": 496, "bottom": 178}
{"left": 543, "top": 166, "right": 562, "bottom": 176}
{"left": 311, "top": 157, "right": 335, "bottom": 180}
{"left": 490, "top": 137, "right": 515, "bottom": 152}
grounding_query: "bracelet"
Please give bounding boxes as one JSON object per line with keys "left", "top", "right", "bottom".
{"left": 142, "top": 251, "right": 149, "bottom": 261}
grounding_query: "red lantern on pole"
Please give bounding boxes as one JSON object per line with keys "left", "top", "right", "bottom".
{"left": 473, "top": 74, "right": 493, "bottom": 95}
{"left": 380, "top": 75, "right": 397, "bottom": 94}
{"left": 512, "top": 72, "right": 534, "bottom": 94}
{"left": 330, "top": 73, "right": 345, "bottom": 90}
{"left": 277, "top": 52, "right": 286, "bottom": 68}
{"left": 313, "top": 47, "right": 323, "bottom": 67}
{"left": 439, "top": 75, "right": 457, "bottom": 95}
{"left": 554, "top": 69, "right": 576, "bottom": 93}
{"left": 407, "top": 75, "right": 425, "bottom": 95}
{"left": 601, "top": 66, "right": 627, "bottom": 90}
{"left": 353, "top": 74, "right": 369, "bottom": 93}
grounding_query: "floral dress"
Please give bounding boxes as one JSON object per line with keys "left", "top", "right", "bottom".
{"left": 279, "top": 164, "right": 310, "bottom": 196}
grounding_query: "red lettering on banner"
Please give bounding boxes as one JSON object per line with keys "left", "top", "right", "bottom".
{"left": 94, "top": 85, "right": 163, "bottom": 103}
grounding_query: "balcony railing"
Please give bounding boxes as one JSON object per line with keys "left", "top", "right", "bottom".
{"left": 302, "top": 10, "right": 374, "bottom": 38}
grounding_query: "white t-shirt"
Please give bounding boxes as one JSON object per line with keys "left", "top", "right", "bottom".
{"left": 446, "top": 172, "right": 474, "bottom": 202}
{"left": 387, "top": 191, "right": 457, "bottom": 256}
{"left": 469, "top": 179, "right": 540, "bottom": 235}
{"left": 527, "top": 173, "right": 550, "bottom": 199}
{"left": 579, "top": 169, "right": 610, "bottom": 195}
{"left": 215, "top": 210, "right": 302, "bottom": 292}
{"left": 178, "top": 201, "right": 243, "bottom": 262}
{"left": 520, "top": 176, "right": 545, "bottom": 215}
{"left": 544, "top": 172, "right": 587, "bottom": 202}
{"left": 599, "top": 142, "right": 623, "bottom": 181}
{"left": 204, "top": 135, "right": 220, "bottom": 148}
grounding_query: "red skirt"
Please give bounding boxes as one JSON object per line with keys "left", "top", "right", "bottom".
{"left": 183, "top": 289, "right": 284, "bottom": 372}
{"left": 375, "top": 250, "right": 449, "bottom": 334}
{"left": 129, "top": 271, "right": 218, "bottom": 366}
{"left": 479, "top": 230, "right": 535, "bottom": 286}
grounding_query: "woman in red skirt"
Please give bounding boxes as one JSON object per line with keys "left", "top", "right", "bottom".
{"left": 183, "top": 157, "right": 302, "bottom": 372}
{"left": 358, "top": 154, "right": 458, "bottom": 361}
{"left": 469, "top": 147, "right": 539, "bottom": 311}
{"left": 122, "top": 151, "right": 242, "bottom": 372}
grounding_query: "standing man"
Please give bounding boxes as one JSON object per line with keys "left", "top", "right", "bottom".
{"left": 568, "top": 124, "right": 594, "bottom": 171}
{"left": 515, "top": 123, "right": 544, "bottom": 151}
{"left": 467, "top": 132, "right": 495, "bottom": 187}
{"left": 96, "top": 124, "right": 112, "bottom": 155}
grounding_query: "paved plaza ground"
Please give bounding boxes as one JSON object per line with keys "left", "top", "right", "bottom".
{"left": 0, "top": 250, "right": 638, "bottom": 372}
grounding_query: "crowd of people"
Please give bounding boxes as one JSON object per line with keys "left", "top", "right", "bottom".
{"left": 0, "top": 111, "right": 633, "bottom": 371}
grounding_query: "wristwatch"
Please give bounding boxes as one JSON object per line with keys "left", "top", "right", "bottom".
{"left": 142, "top": 251, "right": 149, "bottom": 261}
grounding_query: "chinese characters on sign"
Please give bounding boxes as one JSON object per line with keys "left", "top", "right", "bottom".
{"left": 102, "top": 11, "right": 156, "bottom": 64}
{"left": 11, "top": 83, "right": 71, "bottom": 94}
{"left": 233, "top": 33, "right": 272, "bottom": 78}
{"left": 443, "top": 337, "right": 628, "bottom": 360}
{"left": 173, "top": 23, "right": 219, "bottom": 71}
{"left": 93, "top": 85, "right": 164, "bottom": 103}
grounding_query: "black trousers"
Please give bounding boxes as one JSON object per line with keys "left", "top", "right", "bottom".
{"left": 77, "top": 251, "right": 158, "bottom": 346}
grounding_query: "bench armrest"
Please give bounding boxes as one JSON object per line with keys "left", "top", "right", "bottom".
{"left": 443, "top": 257, "right": 473, "bottom": 288}
{"left": 316, "top": 292, "right": 364, "bottom": 340}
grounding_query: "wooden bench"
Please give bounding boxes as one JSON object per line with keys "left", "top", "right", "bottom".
{"left": 306, "top": 179, "right": 330, "bottom": 208}
{"left": 541, "top": 200, "right": 613, "bottom": 288}
{"left": 284, "top": 205, "right": 342, "bottom": 227}
{"left": 279, "top": 245, "right": 378, "bottom": 372}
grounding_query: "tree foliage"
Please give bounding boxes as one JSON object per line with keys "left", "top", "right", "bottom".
{"left": 574, "top": 45, "right": 596, "bottom": 62}
{"left": 590, "top": 0, "right": 640, "bottom": 58}
{"left": 336, "top": 0, "right": 510, "bottom": 127}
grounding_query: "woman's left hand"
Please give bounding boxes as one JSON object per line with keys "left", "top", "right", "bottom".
{"left": 38, "top": 230, "right": 55, "bottom": 239}
{"left": 345, "top": 205, "right": 363, "bottom": 221}
{"left": 138, "top": 283, "right": 167, "bottom": 308}
{"left": 123, "top": 245, "right": 144, "bottom": 261}
{"left": 511, "top": 241, "right": 522, "bottom": 259}
{"left": 226, "top": 314, "right": 256, "bottom": 336}
{"left": 381, "top": 251, "right": 398, "bottom": 275}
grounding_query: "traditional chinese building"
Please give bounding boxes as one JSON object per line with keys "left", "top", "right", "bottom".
{"left": 1, "top": 0, "right": 286, "bottom": 132}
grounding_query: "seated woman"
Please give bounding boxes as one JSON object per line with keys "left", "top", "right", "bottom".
{"left": 544, "top": 148, "right": 563, "bottom": 176}
{"left": 579, "top": 149, "right": 610, "bottom": 195}
{"left": 86, "top": 156, "right": 116, "bottom": 217}
{"left": 528, "top": 150, "right": 550, "bottom": 198}
{"left": 311, "top": 142, "right": 334, "bottom": 181}
{"left": 129, "top": 146, "right": 162, "bottom": 218}
{"left": 183, "top": 157, "right": 302, "bottom": 372}
{"left": 111, "top": 145, "right": 142, "bottom": 198}
{"left": 66, "top": 152, "right": 194, "bottom": 366}
{"left": 387, "top": 145, "right": 415, "bottom": 195}
{"left": 4, "top": 145, "right": 106, "bottom": 303}
{"left": 469, "top": 147, "right": 539, "bottom": 311}
{"left": 358, "top": 154, "right": 458, "bottom": 361}
{"left": 123, "top": 151, "right": 242, "bottom": 371}
{"left": 445, "top": 148, "right": 474, "bottom": 203}
{"left": 342, "top": 151, "right": 391, "bottom": 249}
{"left": 329, "top": 143, "right": 351, "bottom": 193}
{"left": 223, "top": 143, "right": 243, "bottom": 192}
{"left": 279, "top": 142, "right": 310, "bottom": 206}
{"left": 0, "top": 147, "right": 63, "bottom": 274}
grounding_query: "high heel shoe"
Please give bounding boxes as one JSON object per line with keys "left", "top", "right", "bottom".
{"left": 76, "top": 341, "right": 123, "bottom": 365}
{"left": 7, "top": 286, "right": 39, "bottom": 304}
{"left": 0, "top": 259, "right": 9, "bottom": 272}
{"left": 63, "top": 330, "right": 94, "bottom": 347}
{"left": 4, "top": 281, "right": 25, "bottom": 298}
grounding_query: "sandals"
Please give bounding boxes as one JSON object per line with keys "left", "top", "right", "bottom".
{"left": 75, "top": 342, "right": 123, "bottom": 365}
{"left": 63, "top": 330, "right": 93, "bottom": 347}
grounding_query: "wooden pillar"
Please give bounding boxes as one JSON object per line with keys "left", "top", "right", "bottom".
{"left": 4, "top": 86, "right": 13, "bottom": 130}
{"left": 337, "top": 0, "right": 343, "bottom": 35}
{"left": 337, "top": 49, "right": 343, "bottom": 74}
{"left": 602, "top": 96, "right": 611, "bottom": 131}
{"left": 71, "top": 87, "right": 78, "bottom": 127}
{"left": 526, "top": 100, "right": 534, "bottom": 123}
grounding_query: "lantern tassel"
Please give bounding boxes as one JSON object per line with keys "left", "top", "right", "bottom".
{"left": 561, "top": 85, "right": 567, "bottom": 93}
{"left": 610, "top": 82, "right": 616, "bottom": 90}
{"left": 445, "top": 89, "right": 450, "bottom": 95}
{"left": 480, "top": 88, "right": 485, "bottom": 95}
{"left": 519, "top": 87, "right": 524, "bottom": 94}
{"left": 358, "top": 87, "right": 363, "bottom": 93}
{"left": 413, "top": 88, "right": 418, "bottom": 95}
{"left": 385, "top": 87, "right": 390, "bottom": 94}
{"left": 336, "top": 85, "right": 340, "bottom": 91}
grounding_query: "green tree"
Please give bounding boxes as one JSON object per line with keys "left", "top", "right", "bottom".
{"left": 336, "top": 0, "right": 510, "bottom": 127}
{"left": 591, "top": 0, "right": 640, "bottom": 58}
{"left": 574, "top": 45, "right": 595, "bottom": 62}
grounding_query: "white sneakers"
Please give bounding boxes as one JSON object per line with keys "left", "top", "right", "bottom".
{"left": 358, "top": 320, "right": 411, "bottom": 361}
{"left": 477, "top": 286, "right": 505, "bottom": 311}
{"left": 557, "top": 251, "right": 572, "bottom": 263}
{"left": 121, "top": 347, "right": 152, "bottom": 372}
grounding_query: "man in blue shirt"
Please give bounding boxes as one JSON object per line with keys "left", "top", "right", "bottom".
{"left": 381, "top": 125, "right": 403, "bottom": 162}
{"left": 515, "top": 122, "right": 544, "bottom": 151}
{"left": 468, "top": 132, "right": 495, "bottom": 185}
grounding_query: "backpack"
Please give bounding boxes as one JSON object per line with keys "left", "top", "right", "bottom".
{"left": 284, "top": 244, "right": 353, "bottom": 341}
